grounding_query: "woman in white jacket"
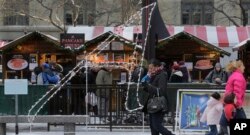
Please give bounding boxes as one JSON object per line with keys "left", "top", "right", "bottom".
{"left": 200, "top": 92, "right": 223, "bottom": 135}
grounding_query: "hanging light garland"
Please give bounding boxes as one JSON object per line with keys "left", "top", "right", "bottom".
{"left": 124, "top": 2, "right": 157, "bottom": 112}
{"left": 28, "top": 1, "right": 157, "bottom": 125}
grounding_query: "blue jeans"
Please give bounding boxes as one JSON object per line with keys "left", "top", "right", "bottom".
{"left": 206, "top": 125, "right": 217, "bottom": 135}
{"left": 149, "top": 111, "right": 174, "bottom": 135}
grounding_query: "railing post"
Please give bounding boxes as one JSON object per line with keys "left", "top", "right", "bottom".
{"left": 109, "top": 85, "right": 112, "bottom": 131}
{"left": 67, "top": 82, "right": 71, "bottom": 115}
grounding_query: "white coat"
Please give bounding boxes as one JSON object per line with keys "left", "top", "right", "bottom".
{"left": 200, "top": 97, "right": 223, "bottom": 125}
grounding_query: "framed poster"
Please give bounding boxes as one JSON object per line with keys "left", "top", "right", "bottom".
{"left": 111, "top": 41, "right": 123, "bottom": 50}
{"left": 97, "top": 42, "right": 110, "bottom": 50}
{"left": 180, "top": 92, "right": 209, "bottom": 131}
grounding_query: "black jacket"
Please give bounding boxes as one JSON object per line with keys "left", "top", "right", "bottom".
{"left": 142, "top": 71, "right": 169, "bottom": 113}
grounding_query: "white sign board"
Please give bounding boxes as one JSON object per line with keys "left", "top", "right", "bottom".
{"left": 4, "top": 79, "right": 28, "bottom": 95}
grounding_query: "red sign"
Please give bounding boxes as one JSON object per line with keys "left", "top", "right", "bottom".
{"left": 60, "top": 34, "right": 85, "bottom": 49}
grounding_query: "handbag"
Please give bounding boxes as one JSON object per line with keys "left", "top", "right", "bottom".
{"left": 147, "top": 88, "right": 168, "bottom": 113}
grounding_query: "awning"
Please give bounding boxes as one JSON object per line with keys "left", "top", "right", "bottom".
{"left": 232, "top": 38, "right": 250, "bottom": 51}
{"left": 67, "top": 26, "right": 250, "bottom": 47}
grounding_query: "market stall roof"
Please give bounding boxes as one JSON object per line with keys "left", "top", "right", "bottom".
{"left": 67, "top": 25, "right": 250, "bottom": 47}
{"left": 0, "top": 31, "right": 68, "bottom": 51}
{"left": 75, "top": 31, "right": 142, "bottom": 52}
{"left": 232, "top": 38, "right": 250, "bottom": 51}
{"left": 158, "top": 31, "right": 231, "bottom": 57}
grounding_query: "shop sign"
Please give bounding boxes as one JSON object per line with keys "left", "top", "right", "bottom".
{"left": 60, "top": 33, "right": 85, "bottom": 48}
{"left": 7, "top": 55, "right": 28, "bottom": 70}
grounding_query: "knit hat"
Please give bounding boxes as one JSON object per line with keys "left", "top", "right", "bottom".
{"left": 215, "top": 63, "right": 222, "bottom": 68}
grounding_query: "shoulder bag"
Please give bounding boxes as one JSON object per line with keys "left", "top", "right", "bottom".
{"left": 147, "top": 88, "right": 168, "bottom": 113}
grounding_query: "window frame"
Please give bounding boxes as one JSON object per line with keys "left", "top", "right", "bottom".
{"left": 181, "top": 0, "right": 214, "bottom": 25}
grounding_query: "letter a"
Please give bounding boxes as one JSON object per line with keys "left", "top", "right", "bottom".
{"left": 234, "top": 123, "right": 241, "bottom": 130}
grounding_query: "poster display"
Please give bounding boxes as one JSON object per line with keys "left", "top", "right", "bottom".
{"left": 179, "top": 92, "right": 210, "bottom": 131}
{"left": 177, "top": 89, "right": 250, "bottom": 133}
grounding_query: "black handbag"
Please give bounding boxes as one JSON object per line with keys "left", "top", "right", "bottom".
{"left": 147, "top": 88, "right": 168, "bottom": 113}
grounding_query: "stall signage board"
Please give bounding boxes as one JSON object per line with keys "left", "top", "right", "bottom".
{"left": 60, "top": 33, "right": 85, "bottom": 49}
{"left": 4, "top": 79, "right": 28, "bottom": 95}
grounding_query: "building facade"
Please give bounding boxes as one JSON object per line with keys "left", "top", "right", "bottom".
{"left": 0, "top": 0, "right": 249, "bottom": 41}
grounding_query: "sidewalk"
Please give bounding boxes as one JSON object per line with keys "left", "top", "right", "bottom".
{"left": 6, "top": 123, "right": 204, "bottom": 135}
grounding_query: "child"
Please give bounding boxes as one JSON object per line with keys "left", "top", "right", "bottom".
{"left": 218, "top": 93, "right": 236, "bottom": 135}
{"left": 224, "top": 93, "right": 236, "bottom": 122}
{"left": 200, "top": 92, "right": 223, "bottom": 135}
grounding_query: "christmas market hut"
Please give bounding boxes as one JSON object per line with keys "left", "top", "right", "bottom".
{"left": 0, "top": 31, "right": 74, "bottom": 81}
{"left": 157, "top": 31, "right": 231, "bottom": 82}
{"left": 75, "top": 31, "right": 142, "bottom": 84}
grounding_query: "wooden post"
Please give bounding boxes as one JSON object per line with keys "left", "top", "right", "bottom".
{"left": 199, "top": 70, "right": 202, "bottom": 82}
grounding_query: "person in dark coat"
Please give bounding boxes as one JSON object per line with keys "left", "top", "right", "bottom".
{"left": 178, "top": 61, "right": 190, "bottom": 82}
{"left": 142, "top": 59, "right": 175, "bottom": 135}
{"left": 203, "top": 62, "right": 227, "bottom": 84}
{"left": 169, "top": 64, "right": 183, "bottom": 83}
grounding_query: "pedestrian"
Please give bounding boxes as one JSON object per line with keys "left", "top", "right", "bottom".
{"left": 38, "top": 63, "right": 59, "bottom": 84}
{"left": 96, "top": 66, "right": 113, "bottom": 123}
{"left": 178, "top": 61, "right": 191, "bottom": 82}
{"left": 142, "top": 59, "right": 175, "bottom": 135}
{"left": 218, "top": 60, "right": 247, "bottom": 135}
{"left": 169, "top": 64, "right": 183, "bottom": 83}
{"left": 200, "top": 92, "right": 223, "bottom": 135}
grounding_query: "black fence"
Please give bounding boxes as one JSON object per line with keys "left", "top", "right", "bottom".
{"left": 47, "top": 84, "right": 176, "bottom": 130}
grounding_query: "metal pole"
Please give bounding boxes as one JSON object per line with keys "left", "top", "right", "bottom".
{"left": 15, "top": 95, "right": 19, "bottom": 135}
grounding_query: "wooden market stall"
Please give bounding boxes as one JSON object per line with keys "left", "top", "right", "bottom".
{"left": 0, "top": 31, "right": 75, "bottom": 81}
{"left": 157, "top": 31, "right": 231, "bottom": 82}
{"left": 75, "top": 31, "right": 142, "bottom": 84}
{"left": 233, "top": 38, "right": 250, "bottom": 82}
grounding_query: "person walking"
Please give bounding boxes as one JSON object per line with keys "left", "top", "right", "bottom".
{"left": 142, "top": 59, "right": 175, "bottom": 135}
{"left": 96, "top": 66, "right": 113, "bottom": 123}
{"left": 200, "top": 92, "right": 223, "bottom": 135}
{"left": 219, "top": 60, "right": 247, "bottom": 135}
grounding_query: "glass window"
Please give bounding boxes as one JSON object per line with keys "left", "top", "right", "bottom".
{"left": 64, "top": 0, "right": 95, "bottom": 26}
{"left": 65, "top": 13, "right": 73, "bottom": 25}
{"left": 193, "top": 13, "right": 201, "bottom": 24}
{"left": 3, "top": 0, "right": 29, "bottom": 25}
{"left": 243, "top": 3, "right": 250, "bottom": 25}
{"left": 181, "top": 0, "right": 213, "bottom": 25}
{"left": 182, "top": 13, "right": 190, "bottom": 24}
